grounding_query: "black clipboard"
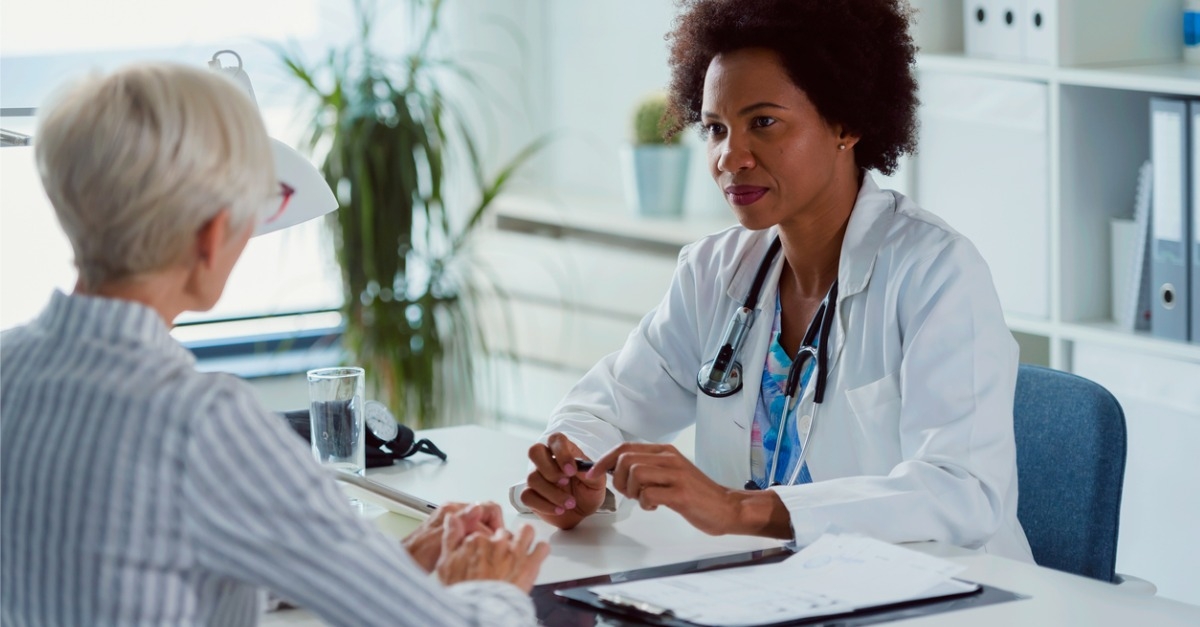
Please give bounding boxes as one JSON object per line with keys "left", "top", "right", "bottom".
{"left": 532, "top": 548, "right": 1026, "bottom": 627}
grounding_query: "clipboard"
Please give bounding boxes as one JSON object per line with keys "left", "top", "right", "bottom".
{"left": 533, "top": 548, "right": 1024, "bottom": 627}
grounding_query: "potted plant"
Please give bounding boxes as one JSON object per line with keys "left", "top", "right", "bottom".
{"left": 621, "top": 91, "right": 690, "bottom": 217}
{"left": 276, "top": 0, "right": 543, "bottom": 428}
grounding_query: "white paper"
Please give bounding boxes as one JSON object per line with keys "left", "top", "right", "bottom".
{"left": 587, "top": 534, "right": 974, "bottom": 627}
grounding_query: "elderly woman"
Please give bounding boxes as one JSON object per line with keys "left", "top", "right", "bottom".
{"left": 518, "top": 0, "right": 1033, "bottom": 563}
{"left": 0, "top": 63, "right": 546, "bottom": 625}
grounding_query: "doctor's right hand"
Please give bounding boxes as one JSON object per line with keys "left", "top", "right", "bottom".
{"left": 520, "top": 433, "right": 608, "bottom": 530}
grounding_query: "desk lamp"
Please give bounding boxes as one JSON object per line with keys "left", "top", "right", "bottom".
{"left": 207, "top": 49, "right": 337, "bottom": 236}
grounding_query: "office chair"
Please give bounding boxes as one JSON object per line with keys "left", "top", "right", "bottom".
{"left": 1012, "top": 364, "right": 1131, "bottom": 584}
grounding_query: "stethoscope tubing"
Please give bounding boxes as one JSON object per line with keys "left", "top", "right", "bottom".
{"left": 697, "top": 235, "right": 840, "bottom": 490}
{"left": 764, "top": 282, "right": 837, "bottom": 488}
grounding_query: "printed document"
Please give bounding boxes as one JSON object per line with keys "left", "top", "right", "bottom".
{"left": 586, "top": 533, "right": 978, "bottom": 627}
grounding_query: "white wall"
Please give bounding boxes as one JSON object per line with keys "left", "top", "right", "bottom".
{"left": 442, "top": 0, "right": 727, "bottom": 217}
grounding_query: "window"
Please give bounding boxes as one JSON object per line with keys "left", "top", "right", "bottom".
{"left": 0, "top": 1, "right": 412, "bottom": 371}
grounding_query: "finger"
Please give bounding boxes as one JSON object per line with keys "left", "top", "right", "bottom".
{"left": 529, "top": 539, "right": 550, "bottom": 565}
{"left": 545, "top": 433, "right": 586, "bottom": 477}
{"left": 453, "top": 504, "right": 484, "bottom": 531}
{"left": 437, "top": 501, "right": 468, "bottom": 516}
{"left": 528, "top": 442, "right": 569, "bottom": 486}
{"left": 609, "top": 452, "right": 678, "bottom": 496}
{"left": 518, "top": 486, "right": 565, "bottom": 516}
{"left": 442, "top": 513, "right": 466, "bottom": 553}
{"left": 624, "top": 463, "right": 677, "bottom": 503}
{"left": 511, "top": 523, "right": 536, "bottom": 555}
{"left": 586, "top": 442, "right": 668, "bottom": 480}
{"left": 514, "top": 540, "right": 551, "bottom": 592}
{"left": 526, "top": 471, "right": 578, "bottom": 514}
{"left": 473, "top": 501, "right": 505, "bottom": 532}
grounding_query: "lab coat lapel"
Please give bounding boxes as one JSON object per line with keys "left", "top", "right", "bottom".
{"left": 804, "top": 175, "right": 897, "bottom": 476}
{"left": 696, "top": 230, "right": 785, "bottom": 488}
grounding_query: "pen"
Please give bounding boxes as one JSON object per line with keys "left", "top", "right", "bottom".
{"left": 572, "top": 458, "right": 615, "bottom": 474}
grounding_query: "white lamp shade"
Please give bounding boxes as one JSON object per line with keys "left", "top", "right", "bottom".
{"left": 254, "top": 137, "right": 338, "bottom": 237}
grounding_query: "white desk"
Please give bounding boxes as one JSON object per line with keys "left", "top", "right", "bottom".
{"left": 266, "top": 425, "right": 1200, "bottom": 626}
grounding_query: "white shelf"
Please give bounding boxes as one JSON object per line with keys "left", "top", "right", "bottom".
{"left": 1056, "top": 63, "right": 1200, "bottom": 96}
{"left": 918, "top": 53, "right": 1200, "bottom": 95}
{"left": 1058, "top": 321, "right": 1200, "bottom": 364}
{"left": 492, "top": 192, "right": 737, "bottom": 250}
{"left": 1004, "top": 315, "right": 1058, "bottom": 338}
{"left": 917, "top": 53, "right": 1052, "bottom": 82}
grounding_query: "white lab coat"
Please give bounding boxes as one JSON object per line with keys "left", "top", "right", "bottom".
{"left": 539, "top": 176, "right": 1034, "bottom": 562}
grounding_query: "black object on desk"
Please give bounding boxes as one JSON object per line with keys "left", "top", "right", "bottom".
{"left": 531, "top": 548, "right": 1026, "bottom": 627}
{"left": 280, "top": 407, "right": 447, "bottom": 468}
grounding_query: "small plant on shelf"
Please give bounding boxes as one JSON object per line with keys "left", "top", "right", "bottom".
{"left": 622, "top": 91, "right": 689, "bottom": 217}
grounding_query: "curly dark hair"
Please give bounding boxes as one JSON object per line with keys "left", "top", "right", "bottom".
{"left": 666, "top": 0, "right": 919, "bottom": 175}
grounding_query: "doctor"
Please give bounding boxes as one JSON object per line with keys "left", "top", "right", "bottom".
{"left": 518, "top": 0, "right": 1033, "bottom": 562}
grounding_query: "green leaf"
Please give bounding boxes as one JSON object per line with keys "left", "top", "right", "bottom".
{"left": 272, "top": 0, "right": 545, "bottom": 428}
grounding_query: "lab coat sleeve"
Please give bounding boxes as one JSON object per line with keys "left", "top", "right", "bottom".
{"left": 540, "top": 245, "right": 705, "bottom": 461}
{"left": 772, "top": 237, "right": 1019, "bottom": 550}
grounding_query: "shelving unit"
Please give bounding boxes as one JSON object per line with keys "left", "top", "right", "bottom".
{"left": 917, "top": 52, "right": 1200, "bottom": 367}
{"left": 908, "top": 6, "right": 1199, "bottom": 605}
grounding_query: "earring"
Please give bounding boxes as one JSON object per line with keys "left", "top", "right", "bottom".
{"left": 838, "top": 143, "right": 846, "bottom": 151}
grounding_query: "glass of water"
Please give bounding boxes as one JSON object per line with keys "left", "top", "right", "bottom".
{"left": 306, "top": 367, "right": 366, "bottom": 477}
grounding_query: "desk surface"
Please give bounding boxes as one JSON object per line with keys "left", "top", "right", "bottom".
{"left": 265, "top": 425, "right": 1200, "bottom": 626}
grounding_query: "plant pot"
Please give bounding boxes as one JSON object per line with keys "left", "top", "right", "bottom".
{"left": 621, "top": 144, "right": 690, "bottom": 217}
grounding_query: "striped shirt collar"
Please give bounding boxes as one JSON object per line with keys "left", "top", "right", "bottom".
{"left": 34, "top": 290, "right": 195, "bottom": 366}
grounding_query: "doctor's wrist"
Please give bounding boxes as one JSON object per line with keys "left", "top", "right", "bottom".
{"left": 730, "top": 490, "right": 793, "bottom": 540}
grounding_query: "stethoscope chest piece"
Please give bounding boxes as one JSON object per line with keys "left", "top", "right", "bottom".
{"left": 697, "top": 360, "right": 742, "bottom": 397}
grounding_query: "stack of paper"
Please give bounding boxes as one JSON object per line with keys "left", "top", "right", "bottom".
{"left": 586, "top": 534, "right": 977, "bottom": 627}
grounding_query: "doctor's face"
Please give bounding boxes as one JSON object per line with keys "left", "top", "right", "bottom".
{"left": 702, "top": 47, "right": 849, "bottom": 232}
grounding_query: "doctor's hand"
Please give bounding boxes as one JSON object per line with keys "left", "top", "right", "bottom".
{"left": 588, "top": 443, "right": 792, "bottom": 539}
{"left": 520, "top": 433, "right": 608, "bottom": 530}
{"left": 402, "top": 501, "right": 505, "bottom": 573}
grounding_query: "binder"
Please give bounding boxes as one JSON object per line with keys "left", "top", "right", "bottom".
{"left": 1149, "top": 98, "right": 1191, "bottom": 342}
{"left": 992, "top": 0, "right": 1025, "bottom": 61}
{"left": 1126, "top": 161, "right": 1154, "bottom": 332}
{"left": 964, "top": 0, "right": 999, "bottom": 59}
{"left": 1192, "top": 101, "right": 1200, "bottom": 343}
{"left": 1023, "top": 0, "right": 1055, "bottom": 64}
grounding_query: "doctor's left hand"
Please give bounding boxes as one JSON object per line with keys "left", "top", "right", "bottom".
{"left": 589, "top": 444, "right": 794, "bottom": 539}
{"left": 587, "top": 443, "right": 744, "bottom": 536}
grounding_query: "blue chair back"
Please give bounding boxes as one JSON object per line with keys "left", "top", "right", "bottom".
{"left": 1013, "top": 364, "right": 1127, "bottom": 583}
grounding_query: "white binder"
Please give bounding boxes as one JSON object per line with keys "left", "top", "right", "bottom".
{"left": 1149, "top": 98, "right": 1191, "bottom": 342}
{"left": 964, "top": 0, "right": 1000, "bottom": 58}
{"left": 992, "top": 0, "right": 1026, "bottom": 61}
{"left": 1022, "top": 0, "right": 1055, "bottom": 64}
{"left": 1191, "top": 101, "right": 1200, "bottom": 344}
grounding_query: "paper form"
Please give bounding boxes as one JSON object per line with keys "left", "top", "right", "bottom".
{"left": 586, "top": 533, "right": 976, "bottom": 627}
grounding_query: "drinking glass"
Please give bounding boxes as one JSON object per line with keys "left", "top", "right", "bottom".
{"left": 306, "top": 367, "right": 366, "bottom": 477}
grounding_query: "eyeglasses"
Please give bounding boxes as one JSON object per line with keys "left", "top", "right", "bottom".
{"left": 262, "top": 181, "right": 296, "bottom": 226}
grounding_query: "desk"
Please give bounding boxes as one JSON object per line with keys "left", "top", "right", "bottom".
{"left": 265, "top": 425, "right": 1200, "bottom": 626}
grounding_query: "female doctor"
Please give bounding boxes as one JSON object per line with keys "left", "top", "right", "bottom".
{"left": 518, "top": 0, "right": 1033, "bottom": 562}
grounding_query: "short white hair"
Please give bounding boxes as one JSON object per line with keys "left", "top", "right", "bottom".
{"left": 34, "top": 62, "right": 276, "bottom": 288}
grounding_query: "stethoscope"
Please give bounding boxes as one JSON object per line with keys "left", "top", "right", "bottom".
{"left": 695, "top": 237, "right": 838, "bottom": 490}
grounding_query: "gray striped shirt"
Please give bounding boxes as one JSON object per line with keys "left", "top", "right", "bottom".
{"left": 1, "top": 291, "right": 535, "bottom": 626}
